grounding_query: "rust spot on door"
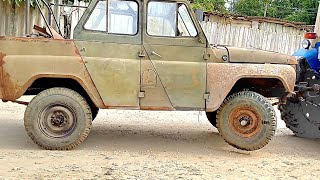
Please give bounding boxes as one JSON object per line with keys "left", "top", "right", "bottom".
{"left": 72, "top": 43, "right": 84, "bottom": 64}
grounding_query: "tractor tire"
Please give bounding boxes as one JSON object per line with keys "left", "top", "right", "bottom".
{"left": 278, "top": 57, "right": 320, "bottom": 139}
{"left": 206, "top": 111, "right": 217, "bottom": 127}
{"left": 217, "top": 91, "right": 276, "bottom": 151}
{"left": 279, "top": 99, "right": 320, "bottom": 139}
{"left": 24, "top": 88, "right": 92, "bottom": 150}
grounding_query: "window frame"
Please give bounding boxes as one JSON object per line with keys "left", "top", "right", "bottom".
{"left": 177, "top": 4, "right": 198, "bottom": 37}
{"left": 83, "top": 0, "right": 140, "bottom": 36}
{"left": 146, "top": 1, "right": 198, "bottom": 38}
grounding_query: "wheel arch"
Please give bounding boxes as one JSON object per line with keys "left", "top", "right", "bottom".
{"left": 206, "top": 63, "right": 296, "bottom": 112}
{"left": 23, "top": 75, "right": 103, "bottom": 108}
{"left": 227, "top": 77, "right": 288, "bottom": 98}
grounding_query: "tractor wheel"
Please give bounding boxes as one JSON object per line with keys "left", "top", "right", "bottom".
{"left": 206, "top": 111, "right": 217, "bottom": 127}
{"left": 24, "top": 88, "right": 92, "bottom": 150}
{"left": 279, "top": 57, "right": 320, "bottom": 139}
{"left": 279, "top": 99, "right": 320, "bottom": 139}
{"left": 217, "top": 91, "right": 276, "bottom": 151}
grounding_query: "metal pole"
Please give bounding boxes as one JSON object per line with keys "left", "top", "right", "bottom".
{"left": 314, "top": 1, "right": 320, "bottom": 35}
{"left": 25, "top": 0, "right": 30, "bottom": 35}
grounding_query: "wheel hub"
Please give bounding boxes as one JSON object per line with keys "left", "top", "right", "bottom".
{"left": 39, "top": 105, "right": 77, "bottom": 138}
{"left": 51, "top": 111, "right": 68, "bottom": 127}
{"left": 229, "top": 106, "right": 262, "bottom": 138}
{"left": 240, "top": 116, "right": 251, "bottom": 127}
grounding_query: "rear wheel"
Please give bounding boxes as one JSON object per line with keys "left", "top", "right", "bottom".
{"left": 217, "top": 91, "right": 276, "bottom": 151}
{"left": 24, "top": 88, "right": 92, "bottom": 150}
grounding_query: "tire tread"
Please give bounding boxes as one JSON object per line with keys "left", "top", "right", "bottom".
{"left": 24, "top": 88, "right": 92, "bottom": 150}
{"left": 216, "top": 91, "right": 276, "bottom": 151}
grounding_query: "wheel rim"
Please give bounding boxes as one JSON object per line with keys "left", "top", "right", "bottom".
{"left": 39, "top": 104, "right": 77, "bottom": 138}
{"left": 228, "top": 106, "right": 262, "bottom": 138}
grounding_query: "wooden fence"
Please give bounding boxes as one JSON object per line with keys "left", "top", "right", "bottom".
{"left": 200, "top": 21, "right": 305, "bottom": 55}
{"left": 0, "top": 1, "right": 306, "bottom": 55}
{"left": 0, "top": 1, "right": 45, "bottom": 36}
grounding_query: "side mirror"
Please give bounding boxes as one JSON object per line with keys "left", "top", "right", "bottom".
{"left": 194, "top": 9, "right": 204, "bottom": 22}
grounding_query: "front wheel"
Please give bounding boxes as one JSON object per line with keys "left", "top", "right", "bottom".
{"left": 206, "top": 111, "right": 217, "bottom": 127}
{"left": 217, "top": 91, "right": 276, "bottom": 151}
{"left": 24, "top": 88, "right": 92, "bottom": 150}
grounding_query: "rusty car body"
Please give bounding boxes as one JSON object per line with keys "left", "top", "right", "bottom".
{"left": 0, "top": 0, "right": 297, "bottom": 151}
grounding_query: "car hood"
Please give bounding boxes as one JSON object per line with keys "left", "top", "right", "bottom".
{"left": 210, "top": 46, "right": 297, "bottom": 65}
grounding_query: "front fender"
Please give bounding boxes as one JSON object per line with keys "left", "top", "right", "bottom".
{"left": 206, "top": 63, "right": 296, "bottom": 112}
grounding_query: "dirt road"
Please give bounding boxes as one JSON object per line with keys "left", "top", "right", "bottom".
{"left": 0, "top": 97, "right": 319, "bottom": 179}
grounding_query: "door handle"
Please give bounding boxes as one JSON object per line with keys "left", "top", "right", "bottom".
{"left": 80, "top": 47, "right": 86, "bottom": 52}
{"left": 151, "top": 51, "right": 162, "bottom": 58}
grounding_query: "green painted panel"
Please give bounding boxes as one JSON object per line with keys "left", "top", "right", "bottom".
{"left": 154, "top": 60, "right": 206, "bottom": 109}
{"left": 75, "top": 41, "right": 140, "bottom": 107}
{"left": 144, "top": 44, "right": 206, "bottom": 110}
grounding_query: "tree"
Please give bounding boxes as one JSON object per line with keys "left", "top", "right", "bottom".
{"left": 232, "top": 0, "right": 319, "bottom": 25}
{"left": 233, "top": 0, "right": 268, "bottom": 16}
{"left": 192, "top": 0, "right": 227, "bottom": 13}
{"left": 285, "top": 0, "right": 318, "bottom": 25}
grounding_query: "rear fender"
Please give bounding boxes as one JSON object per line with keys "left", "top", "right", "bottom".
{"left": 0, "top": 37, "right": 104, "bottom": 107}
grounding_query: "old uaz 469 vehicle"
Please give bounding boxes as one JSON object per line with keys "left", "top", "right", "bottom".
{"left": 0, "top": 0, "right": 297, "bottom": 151}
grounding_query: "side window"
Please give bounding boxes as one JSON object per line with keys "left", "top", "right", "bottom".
{"left": 147, "top": 2, "right": 177, "bottom": 37}
{"left": 108, "top": 0, "right": 138, "bottom": 35}
{"left": 84, "top": 0, "right": 138, "bottom": 35}
{"left": 147, "top": 2, "right": 197, "bottom": 37}
{"left": 178, "top": 5, "right": 197, "bottom": 37}
{"left": 84, "top": 0, "right": 107, "bottom": 31}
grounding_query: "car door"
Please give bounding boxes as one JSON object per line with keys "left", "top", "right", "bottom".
{"left": 74, "top": 0, "right": 142, "bottom": 108}
{"left": 141, "top": 0, "right": 207, "bottom": 110}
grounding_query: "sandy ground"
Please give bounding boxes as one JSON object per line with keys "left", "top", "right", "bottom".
{"left": 0, "top": 96, "right": 319, "bottom": 179}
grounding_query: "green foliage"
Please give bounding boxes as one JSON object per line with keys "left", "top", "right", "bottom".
{"left": 191, "top": 0, "right": 227, "bottom": 13}
{"left": 233, "top": 0, "right": 319, "bottom": 25}
{"left": 3, "top": 0, "right": 44, "bottom": 7}
{"left": 284, "top": 0, "right": 318, "bottom": 25}
{"left": 3, "top": 0, "right": 90, "bottom": 6}
{"left": 3, "top": 0, "right": 24, "bottom": 6}
{"left": 233, "top": 0, "right": 267, "bottom": 16}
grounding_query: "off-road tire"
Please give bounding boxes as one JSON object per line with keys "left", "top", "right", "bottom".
{"left": 279, "top": 101, "right": 320, "bottom": 139}
{"left": 206, "top": 111, "right": 217, "bottom": 127}
{"left": 24, "top": 88, "right": 92, "bottom": 150}
{"left": 217, "top": 91, "right": 276, "bottom": 151}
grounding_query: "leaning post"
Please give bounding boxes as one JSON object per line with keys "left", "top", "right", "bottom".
{"left": 314, "top": 1, "right": 320, "bottom": 35}
{"left": 25, "top": 0, "right": 30, "bottom": 35}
